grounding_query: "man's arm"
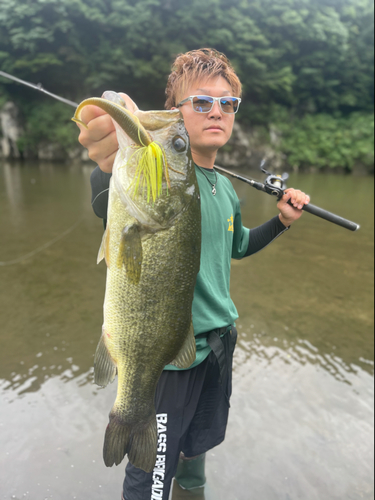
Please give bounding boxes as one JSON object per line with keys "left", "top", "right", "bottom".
{"left": 76, "top": 92, "right": 138, "bottom": 173}
{"left": 243, "top": 187, "right": 311, "bottom": 256}
{"left": 244, "top": 216, "right": 289, "bottom": 257}
{"left": 233, "top": 186, "right": 309, "bottom": 259}
{"left": 90, "top": 166, "right": 112, "bottom": 219}
{"left": 79, "top": 93, "right": 139, "bottom": 222}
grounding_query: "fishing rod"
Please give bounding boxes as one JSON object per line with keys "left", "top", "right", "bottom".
{"left": 214, "top": 163, "right": 360, "bottom": 232}
{"left": 0, "top": 70, "right": 78, "bottom": 108}
{"left": 0, "top": 71, "right": 360, "bottom": 232}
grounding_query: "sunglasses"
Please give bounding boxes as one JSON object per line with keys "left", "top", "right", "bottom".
{"left": 177, "top": 95, "right": 242, "bottom": 114}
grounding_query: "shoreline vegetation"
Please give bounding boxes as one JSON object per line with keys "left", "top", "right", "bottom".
{"left": 0, "top": 0, "right": 374, "bottom": 173}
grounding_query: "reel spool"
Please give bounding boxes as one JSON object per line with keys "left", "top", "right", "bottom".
{"left": 260, "top": 160, "right": 289, "bottom": 199}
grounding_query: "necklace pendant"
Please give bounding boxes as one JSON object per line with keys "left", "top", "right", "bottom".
{"left": 212, "top": 187, "right": 217, "bottom": 196}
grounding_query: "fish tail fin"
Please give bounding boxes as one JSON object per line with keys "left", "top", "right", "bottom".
{"left": 103, "top": 412, "right": 157, "bottom": 473}
{"left": 103, "top": 414, "right": 132, "bottom": 467}
{"left": 128, "top": 416, "right": 158, "bottom": 473}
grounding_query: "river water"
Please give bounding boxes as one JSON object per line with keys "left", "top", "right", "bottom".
{"left": 0, "top": 161, "right": 373, "bottom": 500}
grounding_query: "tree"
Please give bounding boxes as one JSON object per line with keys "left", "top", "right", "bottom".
{"left": 0, "top": 0, "right": 373, "bottom": 168}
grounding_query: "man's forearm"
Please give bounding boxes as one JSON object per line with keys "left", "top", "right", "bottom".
{"left": 91, "top": 166, "right": 112, "bottom": 219}
{"left": 91, "top": 170, "right": 289, "bottom": 257}
{"left": 244, "top": 216, "right": 289, "bottom": 257}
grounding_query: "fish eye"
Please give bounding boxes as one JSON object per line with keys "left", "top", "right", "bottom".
{"left": 173, "top": 136, "right": 187, "bottom": 152}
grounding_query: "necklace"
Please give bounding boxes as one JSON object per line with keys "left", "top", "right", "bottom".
{"left": 196, "top": 165, "right": 218, "bottom": 196}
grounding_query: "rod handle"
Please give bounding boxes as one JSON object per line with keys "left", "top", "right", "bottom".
{"left": 289, "top": 200, "right": 360, "bottom": 231}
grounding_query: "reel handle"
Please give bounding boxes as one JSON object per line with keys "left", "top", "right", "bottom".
{"left": 295, "top": 201, "right": 360, "bottom": 232}
{"left": 213, "top": 164, "right": 361, "bottom": 232}
{"left": 262, "top": 171, "right": 360, "bottom": 232}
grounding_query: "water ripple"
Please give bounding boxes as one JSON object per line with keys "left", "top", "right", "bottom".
{"left": 0, "top": 357, "right": 95, "bottom": 400}
{"left": 234, "top": 331, "right": 373, "bottom": 385}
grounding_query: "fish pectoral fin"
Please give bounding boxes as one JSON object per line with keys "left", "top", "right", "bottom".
{"left": 97, "top": 227, "right": 111, "bottom": 267}
{"left": 117, "top": 222, "right": 142, "bottom": 285}
{"left": 94, "top": 332, "right": 117, "bottom": 387}
{"left": 170, "top": 322, "right": 196, "bottom": 370}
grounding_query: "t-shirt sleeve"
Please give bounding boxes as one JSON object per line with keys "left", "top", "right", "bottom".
{"left": 231, "top": 198, "right": 251, "bottom": 260}
{"left": 90, "top": 166, "right": 112, "bottom": 219}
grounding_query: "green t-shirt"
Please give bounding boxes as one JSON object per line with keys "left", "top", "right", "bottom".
{"left": 165, "top": 165, "right": 250, "bottom": 371}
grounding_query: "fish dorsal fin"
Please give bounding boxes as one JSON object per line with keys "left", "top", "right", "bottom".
{"left": 97, "top": 227, "right": 111, "bottom": 267}
{"left": 170, "top": 322, "right": 196, "bottom": 369}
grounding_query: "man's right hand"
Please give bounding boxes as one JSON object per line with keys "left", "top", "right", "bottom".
{"left": 76, "top": 92, "right": 138, "bottom": 173}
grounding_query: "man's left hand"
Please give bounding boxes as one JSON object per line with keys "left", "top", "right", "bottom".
{"left": 277, "top": 188, "right": 310, "bottom": 227}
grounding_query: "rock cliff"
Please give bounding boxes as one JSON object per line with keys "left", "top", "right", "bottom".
{"left": 0, "top": 102, "right": 23, "bottom": 159}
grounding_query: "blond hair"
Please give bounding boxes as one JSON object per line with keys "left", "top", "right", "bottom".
{"left": 165, "top": 48, "right": 242, "bottom": 109}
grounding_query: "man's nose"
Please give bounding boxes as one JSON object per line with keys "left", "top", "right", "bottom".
{"left": 208, "top": 100, "right": 222, "bottom": 118}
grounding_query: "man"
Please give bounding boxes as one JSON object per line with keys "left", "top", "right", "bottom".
{"left": 77, "top": 48, "right": 310, "bottom": 500}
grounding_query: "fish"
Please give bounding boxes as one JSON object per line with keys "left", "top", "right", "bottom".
{"left": 72, "top": 97, "right": 201, "bottom": 473}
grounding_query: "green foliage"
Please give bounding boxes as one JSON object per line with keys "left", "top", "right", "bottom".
{"left": 18, "top": 101, "right": 78, "bottom": 156}
{"left": 275, "top": 112, "right": 374, "bottom": 171}
{"left": 0, "top": 89, "right": 9, "bottom": 110}
{"left": 0, "top": 0, "right": 373, "bottom": 170}
{"left": 0, "top": 0, "right": 373, "bottom": 110}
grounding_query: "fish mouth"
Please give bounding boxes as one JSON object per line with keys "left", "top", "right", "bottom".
{"left": 73, "top": 98, "right": 172, "bottom": 202}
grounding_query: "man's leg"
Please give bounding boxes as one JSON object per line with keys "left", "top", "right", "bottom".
{"left": 176, "top": 327, "right": 238, "bottom": 491}
{"left": 122, "top": 364, "right": 210, "bottom": 500}
{"left": 171, "top": 479, "right": 206, "bottom": 499}
{"left": 123, "top": 428, "right": 180, "bottom": 500}
{"left": 174, "top": 453, "right": 206, "bottom": 490}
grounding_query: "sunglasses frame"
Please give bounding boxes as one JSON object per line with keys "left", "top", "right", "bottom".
{"left": 177, "top": 95, "right": 242, "bottom": 114}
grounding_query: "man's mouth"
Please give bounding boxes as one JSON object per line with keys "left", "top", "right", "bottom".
{"left": 205, "top": 126, "right": 223, "bottom": 131}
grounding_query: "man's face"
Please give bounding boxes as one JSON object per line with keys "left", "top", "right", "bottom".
{"left": 175, "top": 76, "right": 236, "bottom": 157}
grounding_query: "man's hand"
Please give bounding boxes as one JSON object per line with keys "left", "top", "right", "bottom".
{"left": 76, "top": 93, "right": 138, "bottom": 173}
{"left": 277, "top": 188, "right": 310, "bottom": 227}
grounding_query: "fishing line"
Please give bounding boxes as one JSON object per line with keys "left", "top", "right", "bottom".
{"left": 91, "top": 188, "right": 110, "bottom": 206}
{"left": 0, "top": 219, "right": 83, "bottom": 267}
{"left": 0, "top": 70, "right": 78, "bottom": 108}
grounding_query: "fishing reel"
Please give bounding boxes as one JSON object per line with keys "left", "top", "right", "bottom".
{"left": 260, "top": 160, "right": 289, "bottom": 200}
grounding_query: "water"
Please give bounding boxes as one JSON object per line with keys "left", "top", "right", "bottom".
{"left": 0, "top": 161, "right": 373, "bottom": 500}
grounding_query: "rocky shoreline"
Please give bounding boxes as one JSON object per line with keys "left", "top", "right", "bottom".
{"left": 0, "top": 100, "right": 285, "bottom": 170}
{"left": 1, "top": 101, "right": 372, "bottom": 175}
{"left": 0, "top": 101, "right": 90, "bottom": 163}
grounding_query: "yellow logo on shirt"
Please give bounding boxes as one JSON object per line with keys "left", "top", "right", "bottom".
{"left": 227, "top": 214, "right": 234, "bottom": 232}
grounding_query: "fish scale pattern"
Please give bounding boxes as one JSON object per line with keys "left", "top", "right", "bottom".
{"left": 94, "top": 112, "right": 201, "bottom": 472}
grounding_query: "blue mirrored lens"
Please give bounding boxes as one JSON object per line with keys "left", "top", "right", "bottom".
{"left": 220, "top": 98, "right": 239, "bottom": 113}
{"left": 191, "top": 96, "right": 239, "bottom": 113}
{"left": 192, "top": 96, "right": 214, "bottom": 112}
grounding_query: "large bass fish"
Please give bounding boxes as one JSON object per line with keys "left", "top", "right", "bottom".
{"left": 73, "top": 96, "right": 201, "bottom": 473}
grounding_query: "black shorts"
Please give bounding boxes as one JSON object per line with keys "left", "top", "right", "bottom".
{"left": 122, "top": 326, "right": 238, "bottom": 500}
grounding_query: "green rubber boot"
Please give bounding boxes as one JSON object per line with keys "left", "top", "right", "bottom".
{"left": 171, "top": 481, "right": 205, "bottom": 499}
{"left": 174, "top": 453, "right": 206, "bottom": 490}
